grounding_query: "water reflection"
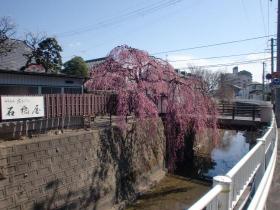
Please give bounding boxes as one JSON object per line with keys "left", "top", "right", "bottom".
{"left": 206, "top": 130, "right": 255, "bottom": 177}
{"left": 175, "top": 130, "right": 257, "bottom": 181}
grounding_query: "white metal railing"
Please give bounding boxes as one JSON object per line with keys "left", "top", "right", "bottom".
{"left": 188, "top": 112, "right": 277, "bottom": 210}
{"left": 226, "top": 140, "right": 263, "bottom": 208}
{"left": 247, "top": 128, "right": 278, "bottom": 210}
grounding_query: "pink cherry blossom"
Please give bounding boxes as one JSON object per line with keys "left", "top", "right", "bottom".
{"left": 85, "top": 45, "right": 218, "bottom": 171}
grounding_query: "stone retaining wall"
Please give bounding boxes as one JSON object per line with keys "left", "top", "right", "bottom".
{"left": 0, "top": 120, "right": 166, "bottom": 210}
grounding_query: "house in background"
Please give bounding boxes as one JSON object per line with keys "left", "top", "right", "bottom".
{"left": 237, "top": 82, "right": 271, "bottom": 101}
{"left": 0, "top": 39, "right": 86, "bottom": 95}
{"left": 223, "top": 66, "right": 252, "bottom": 89}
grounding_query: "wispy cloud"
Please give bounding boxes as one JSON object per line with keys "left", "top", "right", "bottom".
{"left": 68, "top": 41, "right": 81, "bottom": 48}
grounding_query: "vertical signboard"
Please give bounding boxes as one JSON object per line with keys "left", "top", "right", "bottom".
{"left": 1, "top": 96, "right": 44, "bottom": 120}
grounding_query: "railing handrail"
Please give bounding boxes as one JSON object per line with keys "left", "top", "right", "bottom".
{"left": 187, "top": 185, "right": 223, "bottom": 210}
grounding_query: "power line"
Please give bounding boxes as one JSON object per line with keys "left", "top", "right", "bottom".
{"left": 56, "top": 0, "right": 184, "bottom": 37}
{"left": 259, "top": 0, "right": 267, "bottom": 36}
{"left": 61, "top": 0, "right": 205, "bottom": 59}
{"left": 178, "top": 57, "right": 272, "bottom": 69}
{"left": 152, "top": 34, "right": 276, "bottom": 55}
{"left": 168, "top": 51, "right": 269, "bottom": 62}
{"left": 268, "top": 0, "right": 270, "bottom": 36}
{"left": 240, "top": 0, "right": 250, "bottom": 21}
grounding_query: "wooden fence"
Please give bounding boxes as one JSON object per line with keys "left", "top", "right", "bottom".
{"left": 44, "top": 94, "right": 114, "bottom": 118}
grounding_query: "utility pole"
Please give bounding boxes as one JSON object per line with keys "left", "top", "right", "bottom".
{"left": 271, "top": 38, "right": 274, "bottom": 74}
{"left": 278, "top": 0, "right": 280, "bottom": 72}
{"left": 275, "top": 0, "right": 280, "bottom": 126}
{"left": 271, "top": 38, "right": 276, "bottom": 105}
{"left": 263, "top": 62, "right": 266, "bottom": 100}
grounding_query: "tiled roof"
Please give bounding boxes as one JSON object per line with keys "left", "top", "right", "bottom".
{"left": 0, "top": 68, "right": 86, "bottom": 79}
{"left": 85, "top": 57, "right": 107, "bottom": 70}
{"left": 0, "top": 39, "right": 31, "bottom": 71}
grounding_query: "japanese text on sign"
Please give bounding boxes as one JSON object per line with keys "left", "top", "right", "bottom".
{"left": 1, "top": 96, "right": 44, "bottom": 120}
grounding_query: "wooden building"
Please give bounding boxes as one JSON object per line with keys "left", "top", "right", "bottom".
{"left": 0, "top": 39, "right": 86, "bottom": 95}
{"left": 0, "top": 69, "right": 85, "bottom": 95}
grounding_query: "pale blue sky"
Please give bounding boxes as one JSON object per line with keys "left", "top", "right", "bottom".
{"left": 0, "top": 0, "right": 278, "bottom": 81}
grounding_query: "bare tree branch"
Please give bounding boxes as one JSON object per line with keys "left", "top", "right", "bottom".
{"left": 0, "top": 16, "right": 16, "bottom": 56}
{"left": 24, "top": 32, "right": 46, "bottom": 50}
{"left": 187, "top": 65, "right": 221, "bottom": 96}
{"left": 22, "top": 32, "right": 46, "bottom": 70}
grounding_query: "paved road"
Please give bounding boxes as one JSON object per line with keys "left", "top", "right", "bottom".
{"left": 266, "top": 128, "right": 280, "bottom": 210}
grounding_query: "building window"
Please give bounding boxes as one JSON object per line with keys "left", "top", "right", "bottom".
{"left": 65, "top": 80, "right": 74, "bottom": 84}
{"left": 0, "top": 86, "right": 38, "bottom": 95}
{"left": 64, "top": 87, "right": 82, "bottom": 94}
{"left": 42, "top": 87, "right": 61, "bottom": 94}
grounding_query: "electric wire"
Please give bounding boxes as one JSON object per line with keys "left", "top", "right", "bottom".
{"left": 259, "top": 0, "right": 267, "bottom": 36}
{"left": 167, "top": 51, "right": 269, "bottom": 62}
{"left": 151, "top": 34, "right": 276, "bottom": 55}
{"left": 178, "top": 57, "right": 272, "bottom": 69}
{"left": 57, "top": 0, "right": 184, "bottom": 37}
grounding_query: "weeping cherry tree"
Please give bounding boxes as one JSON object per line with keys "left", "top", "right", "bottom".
{"left": 85, "top": 45, "right": 218, "bottom": 171}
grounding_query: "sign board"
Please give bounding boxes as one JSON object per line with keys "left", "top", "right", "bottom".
{"left": 272, "top": 71, "right": 280, "bottom": 79}
{"left": 1, "top": 96, "right": 44, "bottom": 120}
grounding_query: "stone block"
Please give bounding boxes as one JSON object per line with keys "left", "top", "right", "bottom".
{"left": 8, "top": 155, "right": 22, "bottom": 164}
{"left": 16, "top": 145, "right": 27, "bottom": 154}
{"left": 0, "top": 189, "right": 5, "bottom": 200}
{"left": 47, "top": 148, "right": 57, "bottom": 156}
{"left": 5, "top": 185, "right": 19, "bottom": 196}
{"left": 38, "top": 168, "right": 50, "bottom": 176}
{"left": 0, "top": 159, "right": 7, "bottom": 167}
{"left": 23, "top": 153, "right": 35, "bottom": 161}
{"left": 36, "top": 150, "right": 48, "bottom": 159}
{"left": 15, "top": 163, "right": 28, "bottom": 173}
{"left": 39, "top": 141, "right": 52, "bottom": 149}
{"left": 50, "top": 164, "right": 61, "bottom": 173}
{"left": 69, "top": 159, "right": 78, "bottom": 167}
{"left": 15, "top": 191, "right": 28, "bottom": 203}
{"left": 5, "top": 147, "right": 15, "bottom": 156}
{"left": 6, "top": 166, "right": 16, "bottom": 174}
{"left": 29, "top": 160, "right": 41, "bottom": 170}
{"left": 21, "top": 200, "right": 35, "bottom": 210}
{"left": 27, "top": 143, "right": 40, "bottom": 151}
{"left": 40, "top": 158, "right": 52, "bottom": 167}
{"left": 8, "top": 206, "right": 21, "bottom": 210}
{"left": 32, "top": 177, "right": 45, "bottom": 188}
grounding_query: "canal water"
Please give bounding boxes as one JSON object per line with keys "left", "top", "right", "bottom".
{"left": 125, "top": 129, "right": 259, "bottom": 210}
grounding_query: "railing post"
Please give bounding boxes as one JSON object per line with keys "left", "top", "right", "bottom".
{"left": 254, "top": 138, "right": 266, "bottom": 189}
{"left": 213, "top": 176, "right": 232, "bottom": 210}
{"left": 232, "top": 106, "right": 235, "bottom": 120}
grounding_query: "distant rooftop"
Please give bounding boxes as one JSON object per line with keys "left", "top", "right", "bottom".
{"left": 0, "top": 39, "right": 32, "bottom": 71}
{"left": 0, "top": 69, "right": 86, "bottom": 79}
{"left": 85, "top": 57, "right": 107, "bottom": 70}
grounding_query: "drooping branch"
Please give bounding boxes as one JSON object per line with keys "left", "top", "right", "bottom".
{"left": 85, "top": 45, "right": 218, "bottom": 171}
